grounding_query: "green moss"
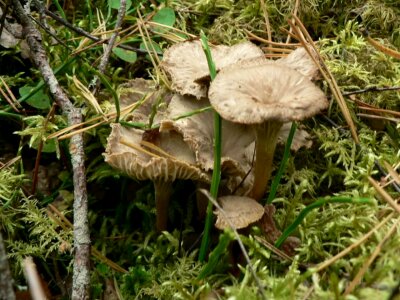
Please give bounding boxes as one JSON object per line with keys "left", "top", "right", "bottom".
{"left": 1, "top": 0, "right": 399, "bottom": 298}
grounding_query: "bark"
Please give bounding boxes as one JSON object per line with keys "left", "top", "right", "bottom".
{"left": 11, "top": 1, "right": 91, "bottom": 299}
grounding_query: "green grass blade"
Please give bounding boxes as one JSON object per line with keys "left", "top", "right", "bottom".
{"left": 85, "top": 0, "right": 93, "bottom": 32}
{"left": 274, "top": 196, "right": 374, "bottom": 248}
{"left": 0, "top": 111, "right": 23, "bottom": 120}
{"left": 52, "top": 0, "right": 67, "bottom": 20}
{"left": 198, "top": 31, "right": 222, "bottom": 262}
{"left": 266, "top": 122, "right": 297, "bottom": 204}
{"left": 198, "top": 229, "right": 234, "bottom": 279}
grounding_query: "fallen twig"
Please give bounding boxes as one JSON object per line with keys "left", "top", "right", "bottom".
{"left": 361, "top": 29, "right": 400, "bottom": 60}
{"left": 357, "top": 113, "right": 399, "bottom": 124}
{"left": 374, "top": 161, "right": 400, "bottom": 192}
{"left": 288, "top": 15, "right": 360, "bottom": 143}
{"left": 368, "top": 176, "right": 400, "bottom": 214}
{"left": 0, "top": 77, "right": 22, "bottom": 112}
{"left": 12, "top": 1, "right": 91, "bottom": 299}
{"left": 91, "top": 0, "right": 126, "bottom": 94}
{"left": 0, "top": 231, "right": 15, "bottom": 300}
{"left": 343, "top": 86, "right": 400, "bottom": 96}
{"left": 44, "top": 8, "right": 152, "bottom": 54}
{"left": 22, "top": 257, "right": 48, "bottom": 300}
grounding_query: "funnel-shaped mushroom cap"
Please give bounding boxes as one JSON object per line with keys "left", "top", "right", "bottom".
{"left": 161, "top": 40, "right": 264, "bottom": 99}
{"left": 116, "top": 79, "right": 172, "bottom": 124}
{"left": 277, "top": 47, "right": 320, "bottom": 80}
{"left": 209, "top": 64, "right": 328, "bottom": 124}
{"left": 159, "top": 94, "right": 255, "bottom": 193}
{"left": 160, "top": 94, "right": 254, "bottom": 171}
{"left": 118, "top": 78, "right": 155, "bottom": 109}
{"left": 214, "top": 196, "right": 264, "bottom": 229}
{"left": 104, "top": 123, "right": 210, "bottom": 183}
{"left": 215, "top": 47, "right": 319, "bottom": 80}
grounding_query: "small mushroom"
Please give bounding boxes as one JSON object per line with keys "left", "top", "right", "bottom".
{"left": 160, "top": 40, "right": 264, "bottom": 99}
{"left": 214, "top": 196, "right": 264, "bottom": 230}
{"left": 209, "top": 63, "right": 328, "bottom": 201}
{"left": 104, "top": 123, "right": 210, "bottom": 231}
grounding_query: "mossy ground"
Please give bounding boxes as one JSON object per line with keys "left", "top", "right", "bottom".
{"left": 0, "top": 0, "right": 399, "bottom": 299}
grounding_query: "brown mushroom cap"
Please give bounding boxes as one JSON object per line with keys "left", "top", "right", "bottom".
{"left": 116, "top": 79, "right": 172, "bottom": 124}
{"left": 160, "top": 94, "right": 254, "bottom": 170}
{"left": 104, "top": 123, "right": 210, "bottom": 183}
{"left": 214, "top": 196, "right": 264, "bottom": 230}
{"left": 208, "top": 63, "right": 328, "bottom": 125}
{"left": 214, "top": 47, "right": 319, "bottom": 81}
{"left": 277, "top": 47, "right": 320, "bottom": 81}
{"left": 160, "top": 40, "right": 264, "bottom": 99}
{"left": 159, "top": 94, "right": 255, "bottom": 193}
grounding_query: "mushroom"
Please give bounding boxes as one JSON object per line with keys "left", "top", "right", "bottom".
{"left": 208, "top": 63, "right": 328, "bottom": 201}
{"left": 115, "top": 78, "right": 172, "bottom": 125}
{"left": 104, "top": 123, "right": 210, "bottom": 231}
{"left": 277, "top": 47, "right": 320, "bottom": 81}
{"left": 212, "top": 46, "right": 319, "bottom": 81}
{"left": 159, "top": 94, "right": 255, "bottom": 194}
{"left": 159, "top": 94, "right": 314, "bottom": 195}
{"left": 160, "top": 40, "right": 264, "bottom": 99}
{"left": 214, "top": 196, "right": 264, "bottom": 230}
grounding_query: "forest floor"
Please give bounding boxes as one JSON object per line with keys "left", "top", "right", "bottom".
{"left": 0, "top": 1, "right": 399, "bottom": 299}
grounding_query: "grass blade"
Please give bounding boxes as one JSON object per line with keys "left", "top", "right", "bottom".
{"left": 266, "top": 122, "right": 297, "bottom": 204}
{"left": 198, "top": 31, "right": 222, "bottom": 262}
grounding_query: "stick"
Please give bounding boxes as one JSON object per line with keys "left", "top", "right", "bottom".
{"left": 44, "top": 8, "right": 152, "bottom": 54}
{"left": 22, "top": 257, "right": 47, "bottom": 300}
{"left": 11, "top": 1, "right": 91, "bottom": 299}
{"left": 0, "top": 232, "right": 15, "bottom": 300}
{"left": 91, "top": 0, "right": 126, "bottom": 94}
{"left": 368, "top": 177, "right": 400, "bottom": 214}
{"left": 288, "top": 15, "right": 360, "bottom": 143}
{"left": 343, "top": 86, "right": 400, "bottom": 96}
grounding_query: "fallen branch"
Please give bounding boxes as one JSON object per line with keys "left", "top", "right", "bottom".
{"left": 11, "top": 1, "right": 91, "bottom": 299}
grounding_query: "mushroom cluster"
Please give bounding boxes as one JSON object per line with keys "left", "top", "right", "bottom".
{"left": 104, "top": 40, "right": 328, "bottom": 232}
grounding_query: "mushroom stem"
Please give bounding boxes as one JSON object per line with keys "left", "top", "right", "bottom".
{"left": 251, "top": 121, "right": 283, "bottom": 201}
{"left": 154, "top": 180, "right": 173, "bottom": 231}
